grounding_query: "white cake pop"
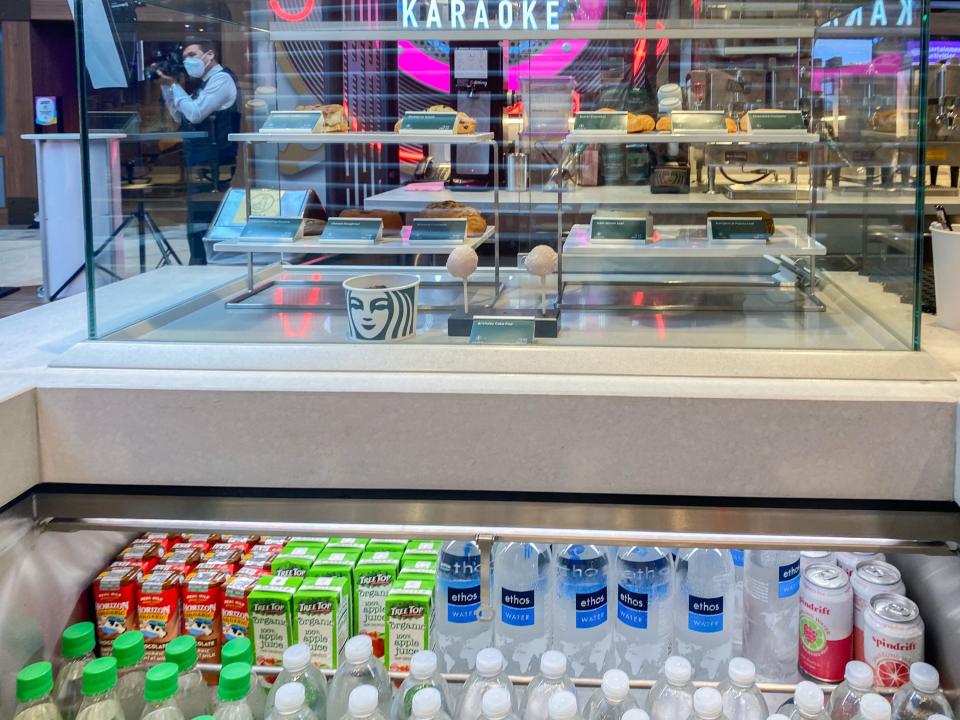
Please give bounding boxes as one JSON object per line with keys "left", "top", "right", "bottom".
{"left": 446, "top": 245, "right": 479, "bottom": 314}
{"left": 524, "top": 244, "right": 558, "bottom": 313}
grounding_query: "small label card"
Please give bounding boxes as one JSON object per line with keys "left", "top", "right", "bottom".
{"left": 259, "top": 111, "right": 324, "bottom": 134}
{"left": 707, "top": 216, "right": 770, "bottom": 244}
{"left": 398, "top": 112, "right": 458, "bottom": 134}
{"left": 320, "top": 218, "right": 384, "bottom": 244}
{"left": 670, "top": 111, "right": 727, "bottom": 133}
{"left": 573, "top": 111, "right": 628, "bottom": 134}
{"left": 408, "top": 218, "right": 468, "bottom": 244}
{"left": 469, "top": 316, "right": 536, "bottom": 345}
{"left": 589, "top": 215, "right": 649, "bottom": 243}
{"left": 743, "top": 110, "right": 805, "bottom": 133}
{"left": 239, "top": 217, "right": 304, "bottom": 242}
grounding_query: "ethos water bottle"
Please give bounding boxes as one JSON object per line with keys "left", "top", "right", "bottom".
{"left": 743, "top": 551, "right": 800, "bottom": 681}
{"left": 614, "top": 547, "right": 674, "bottom": 678}
{"left": 674, "top": 549, "right": 735, "bottom": 681}
{"left": 494, "top": 543, "right": 553, "bottom": 676}
{"left": 438, "top": 541, "right": 492, "bottom": 674}
{"left": 730, "top": 551, "right": 745, "bottom": 657}
{"left": 553, "top": 545, "right": 612, "bottom": 677}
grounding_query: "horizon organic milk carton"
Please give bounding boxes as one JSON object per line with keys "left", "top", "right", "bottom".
{"left": 182, "top": 570, "right": 228, "bottom": 675}
{"left": 93, "top": 565, "right": 141, "bottom": 655}
{"left": 138, "top": 568, "right": 183, "bottom": 662}
{"left": 222, "top": 574, "right": 260, "bottom": 646}
{"left": 293, "top": 576, "right": 351, "bottom": 669}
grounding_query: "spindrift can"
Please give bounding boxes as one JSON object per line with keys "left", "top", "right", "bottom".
{"left": 852, "top": 561, "right": 905, "bottom": 661}
{"left": 799, "top": 563, "right": 852, "bottom": 682}
{"left": 864, "top": 593, "right": 924, "bottom": 689}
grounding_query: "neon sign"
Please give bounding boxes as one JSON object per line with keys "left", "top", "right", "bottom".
{"left": 401, "top": 0, "right": 560, "bottom": 30}
{"left": 270, "top": 0, "right": 314, "bottom": 22}
{"left": 823, "top": 0, "right": 913, "bottom": 27}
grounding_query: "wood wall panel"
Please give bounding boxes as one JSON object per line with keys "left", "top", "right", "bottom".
{"left": 3, "top": 20, "right": 37, "bottom": 223}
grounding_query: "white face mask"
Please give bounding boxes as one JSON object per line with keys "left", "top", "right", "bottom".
{"left": 183, "top": 55, "right": 207, "bottom": 79}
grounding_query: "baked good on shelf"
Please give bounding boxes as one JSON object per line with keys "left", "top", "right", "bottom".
{"left": 339, "top": 208, "right": 404, "bottom": 231}
{"left": 302, "top": 218, "right": 327, "bottom": 236}
{"left": 871, "top": 108, "right": 897, "bottom": 133}
{"left": 725, "top": 117, "right": 738, "bottom": 133}
{"left": 707, "top": 210, "right": 775, "bottom": 234}
{"left": 294, "top": 103, "right": 348, "bottom": 132}
{"left": 394, "top": 105, "right": 477, "bottom": 134}
{"left": 418, "top": 200, "right": 488, "bottom": 235}
{"left": 656, "top": 116, "right": 672, "bottom": 132}
{"left": 629, "top": 113, "right": 656, "bottom": 133}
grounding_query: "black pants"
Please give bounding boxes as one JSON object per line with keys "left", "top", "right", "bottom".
{"left": 185, "top": 164, "right": 223, "bottom": 265}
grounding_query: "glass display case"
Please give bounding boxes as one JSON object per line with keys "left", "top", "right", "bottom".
{"left": 71, "top": 0, "right": 934, "bottom": 349}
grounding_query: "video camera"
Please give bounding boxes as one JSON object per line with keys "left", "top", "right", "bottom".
{"left": 145, "top": 45, "right": 184, "bottom": 80}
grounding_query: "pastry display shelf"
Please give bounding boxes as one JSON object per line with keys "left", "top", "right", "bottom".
{"left": 214, "top": 226, "right": 495, "bottom": 256}
{"left": 564, "top": 130, "right": 820, "bottom": 144}
{"left": 229, "top": 131, "right": 494, "bottom": 145}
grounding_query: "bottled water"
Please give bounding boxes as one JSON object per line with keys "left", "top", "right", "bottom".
{"left": 481, "top": 689, "right": 519, "bottom": 720}
{"left": 520, "top": 652, "right": 575, "bottom": 720}
{"left": 787, "top": 682, "right": 829, "bottom": 720}
{"left": 411, "top": 690, "right": 452, "bottom": 720}
{"left": 456, "top": 648, "right": 516, "bottom": 720}
{"left": 266, "top": 645, "right": 327, "bottom": 720}
{"left": 622, "top": 712, "right": 650, "bottom": 720}
{"left": 221, "top": 638, "right": 268, "bottom": 720}
{"left": 890, "top": 664, "right": 955, "bottom": 720}
{"left": 15, "top": 661, "right": 62, "bottom": 720}
{"left": 327, "top": 636, "right": 392, "bottom": 720}
{"left": 852, "top": 696, "right": 890, "bottom": 720}
{"left": 646, "top": 657, "right": 695, "bottom": 720}
{"left": 166, "top": 635, "right": 212, "bottom": 720}
{"left": 268, "top": 684, "right": 319, "bottom": 720}
{"left": 141, "top": 663, "right": 185, "bottom": 720}
{"left": 344, "top": 686, "right": 388, "bottom": 720}
{"left": 674, "top": 549, "right": 735, "bottom": 681}
{"left": 216, "top": 663, "right": 256, "bottom": 720}
{"left": 438, "top": 541, "right": 492, "bottom": 673}
{"left": 688, "top": 689, "right": 727, "bottom": 720}
{"left": 827, "top": 662, "right": 875, "bottom": 720}
{"left": 114, "top": 631, "right": 147, "bottom": 720}
{"left": 547, "top": 692, "right": 581, "bottom": 720}
{"left": 730, "top": 552, "right": 744, "bottom": 658}
{"left": 743, "top": 551, "right": 800, "bottom": 682}
{"left": 75, "top": 658, "right": 124, "bottom": 720}
{"left": 554, "top": 544, "right": 612, "bottom": 677}
{"left": 390, "top": 651, "right": 452, "bottom": 720}
{"left": 494, "top": 542, "right": 553, "bottom": 675}
{"left": 54, "top": 622, "right": 97, "bottom": 720}
{"left": 583, "top": 670, "right": 637, "bottom": 720}
{"left": 614, "top": 547, "right": 674, "bottom": 677}
{"left": 717, "top": 658, "right": 766, "bottom": 720}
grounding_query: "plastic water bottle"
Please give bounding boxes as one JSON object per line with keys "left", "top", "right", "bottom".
{"left": 113, "top": 631, "right": 147, "bottom": 720}
{"left": 827, "top": 662, "right": 875, "bottom": 720}
{"left": 852, "top": 696, "right": 891, "bottom": 720}
{"left": 266, "top": 645, "right": 327, "bottom": 720}
{"left": 717, "top": 659, "right": 766, "bottom": 720}
{"left": 54, "top": 622, "right": 97, "bottom": 720}
{"left": 890, "top": 664, "right": 955, "bottom": 720}
{"left": 520, "top": 652, "right": 575, "bottom": 720}
{"left": 267, "top": 684, "right": 318, "bottom": 720}
{"left": 646, "top": 657, "right": 695, "bottom": 720}
{"left": 494, "top": 542, "right": 553, "bottom": 675}
{"left": 344, "top": 687, "right": 387, "bottom": 720}
{"left": 75, "top": 658, "right": 123, "bottom": 720}
{"left": 327, "top": 636, "right": 392, "bottom": 720}
{"left": 438, "top": 541, "right": 492, "bottom": 673}
{"left": 554, "top": 544, "right": 612, "bottom": 677}
{"left": 141, "top": 663, "right": 185, "bottom": 720}
{"left": 166, "top": 635, "right": 212, "bottom": 720}
{"left": 216, "top": 664, "right": 256, "bottom": 720}
{"left": 15, "top": 662, "right": 62, "bottom": 720}
{"left": 411, "top": 690, "right": 452, "bottom": 720}
{"left": 221, "top": 638, "right": 268, "bottom": 720}
{"left": 480, "top": 689, "right": 519, "bottom": 720}
{"left": 583, "top": 670, "right": 637, "bottom": 720}
{"left": 788, "top": 683, "right": 829, "bottom": 720}
{"left": 674, "top": 549, "right": 735, "bottom": 680}
{"left": 730, "top": 551, "right": 745, "bottom": 657}
{"left": 688, "top": 689, "right": 727, "bottom": 720}
{"left": 622, "top": 711, "right": 650, "bottom": 720}
{"left": 743, "top": 551, "right": 800, "bottom": 682}
{"left": 614, "top": 547, "right": 674, "bottom": 677}
{"left": 456, "top": 649, "right": 516, "bottom": 720}
{"left": 390, "top": 651, "right": 452, "bottom": 720}
{"left": 547, "top": 693, "right": 580, "bottom": 720}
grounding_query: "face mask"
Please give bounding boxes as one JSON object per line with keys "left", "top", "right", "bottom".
{"left": 183, "top": 56, "right": 206, "bottom": 79}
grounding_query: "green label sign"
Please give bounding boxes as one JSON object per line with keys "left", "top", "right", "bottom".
{"left": 259, "top": 112, "right": 324, "bottom": 133}
{"left": 469, "top": 317, "right": 536, "bottom": 345}
{"left": 240, "top": 217, "right": 304, "bottom": 242}
{"left": 590, "top": 216, "right": 647, "bottom": 242}
{"left": 321, "top": 218, "right": 383, "bottom": 243}
{"left": 746, "top": 111, "right": 805, "bottom": 131}
{"left": 399, "top": 112, "right": 458, "bottom": 133}
{"left": 573, "top": 112, "right": 628, "bottom": 133}
{"left": 708, "top": 217, "right": 770, "bottom": 242}
{"left": 409, "top": 218, "right": 467, "bottom": 243}
{"left": 670, "top": 111, "right": 727, "bottom": 132}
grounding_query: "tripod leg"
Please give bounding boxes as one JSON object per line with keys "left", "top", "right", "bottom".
{"left": 138, "top": 200, "right": 147, "bottom": 273}
{"left": 144, "top": 211, "right": 183, "bottom": 266}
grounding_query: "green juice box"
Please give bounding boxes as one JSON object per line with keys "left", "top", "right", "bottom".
{"left": 366, "top": 539, "right": 408, "bottom": 553}
{"left": 385, "top": 578, "right": 436, "bottom": 674}
{"left": 355, "top": 551, "right": 402, "bottom": 658}
{"left": 327, "top": 537, "right": 369, "bottom": 552}
{"left": 284, "top": 539, "right": 328, "bottom": 553}
{"left": 404, "top": 540, "right": 442, "bottom": 556}
{"left": 308, "top": 548, "right": 363, "bottom": 584}
{"left": 247, "top": 575, "right": 302, "bottom": 669}
{"left": 398, "top": 558, "right": 438, "bottom": 581}
{"left": 273, "top": 546, "right": 321, "bottom": 578}
{"left": 293, "top": 576, "right": 351, "bottom": 669}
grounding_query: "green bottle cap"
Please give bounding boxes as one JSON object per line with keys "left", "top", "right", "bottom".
{"left": 193, "top": 716, "right": 217, "bottom": 720}
{"left": 144, "top": 663, "right": 180, "bottom": 704}
{"left": 165, "top": 635, "right": 198, "bottom": 672}
{"left": 112, "top": 631, "right": 145, "bottom": 669}
{"left": 81, "top": 657, "right": 118, "bottom": 696}
{"left": 218, "top": 663, "right": 252, "bottom": 702}
{"left": 221, "top": 638, "right": 253, "bottom": 666}
{"left": 61, "top": 622, "right": 96, "bottom": 659}
{"left": 16, "top": 662, "right": 54, "bottom": 703}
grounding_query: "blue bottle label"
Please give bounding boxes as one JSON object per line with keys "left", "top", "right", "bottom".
{"left": 501, "top": 588, "right": 535, "bottom": 627}
{"left": 575, "top": 587, "right": 608, "bottom": 629}
{"left": 617, "top": 585, "right": 648, "bottom": 629}
{"left": 687, "top": 594, "right": 724, "bottom": 633}
{"left": 778, "top": 559, "right": 801, "bottom": 598}
{"left": 447, "top": 584, "right": 480, "bottom": 624}
{"left": 731, "top": 549, "right": 744, "bottom": 568}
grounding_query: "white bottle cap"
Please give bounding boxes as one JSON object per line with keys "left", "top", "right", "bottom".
{"left": 476, "top": 648, "right": 505, "bottom": 677}
{"left": 909, "top": 663, "right": 940, "bottom": 694}
{"left": 283, "top": 643, "right": 311, "bottom": 672}
{"left": 857, "top": 694, "right": 891, "bottom": 720}
{"left": 929, "top": 716, "right": 952, "bottom": 720}
{"left": 622, "top": 710, "right": 650, "bottom": 720}
{"left": 410, "top": 651, "right": 438, "bottom": 680}
{"left": 693, "top": 688, "right": 723, "bottom": 720}
{"left": 768, "top": 715, "right": 791, "bottom": 720}
{"left": 274, "top": 683, "right": 306, "bottom": 714}
{"left": 548, "top": 691, "right": 578, "bottom": 720}
{"left": 540, "top": 651, "right": 567, "bottom": 680}
{"left": 345, "top": 635, "right": 374, "bottom": 664}
{"left": 727, "top": 658, "right": 756, "bottom": 687}
{"left": 664, "top": 656, "right": 692, "bottom": 686}
{"left": 601, "top": 669, "right": 631, "bottom": 703}
{"left": 348, "top": 685, "right": 381, "bottom": 719}
{"left": 481, "top": 688, "right": 513, "bottom": 720}
{"left": 844, "top": 661, "right": 874, "bottom": 692}
{"left": 795, "top": 682, "right": 825, "bottom": 716}
{"left": 412, "top": 688, "right": 443, "bottom": 720}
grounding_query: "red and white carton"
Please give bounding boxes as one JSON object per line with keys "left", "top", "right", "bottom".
{"left": 222, "top": 574, "right": 259, "bottom": 645}
{"left": 852, "top": 561, "right": 906, "bottom": 661}
{"left": 182, "top": 570, "right": 228, "bottom": 676}
{"left": 118, "top": 543, "right": 163, "bottom": 574}
{"left": 864, "top": 592, "right": 924, "bottom": 689}
{"left": 799, "top": 562, "right": 853, "bottom": 682}
{"left": 93, "top": 566, "right": 140, "bottom": 655}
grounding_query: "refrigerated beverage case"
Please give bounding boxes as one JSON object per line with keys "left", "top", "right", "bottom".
{"left": 547, "top": 693, "right": 580, "bottom": 720}
{"left": 614, "top": 547, "right": 673, "bottom": 677}
{"left": 646, "top": 656, "right": 695, "bottom": 720}
{"left": 166, "top": 635, "right": 212, "bottom": 720}
{"left": 800, "top": 553, "right": 836, "bottom": 573}
{"left": 799, "top": 564, "right": 853, "bottom": 683}
{"left": 437, "top": 541, "right": 490, "bottom": 673}
{"left": 674, "top": 549, "right": 735, "bottom": 680}
{"left": 890, "top": 664, "right": 954, "bottom": 720}
{"left": 583, "top": 670, "right": 637, "bottom": 720}
{"left": 730, "top": 551, "right": 744, "bottom": 657}
{"left": 851, "top": 564, "right": 905, "bottom": 662}
{"left": 717, "top": 658, "right": 766, "bottom": 720}
{"left": 55, "top": 622, "right": 97, "bottom": 720}
{"left": 457, "top": 649, "right": 516, "bottom": 720}
{"left": 390, "top": 651, "right": 452, "bottom": 720}
{"left": 787, "top": 683, "right": 829, "bottom": 720}
{"left": 480, "top": 689, "right": 519, "bottom": 720}
{"left": 836, "top": 554, "right": 884, "bottom": 578}
{"left": 852, "top": 696, "right": 890, "bottom": 720}
{"left": 688, "top": 688, "right": 726, "bottom": 720}
{"left": 554, "top": 544, "right": 612, "bottom": 676}
{"left": 141, "top": 663, "right": 185, "bottom": 720}
{"left": 827, "top": 662, "right": 875, "bottom": 720}
{"left": 494, "top": 542, "right": 553, "bottom": 675}
{"left": 520, "top": 652, "right": 575, "bottom": 720}
{"left": 265, "top": 645, "right": 327, "bottom": 720}
{"left": 75, "top": 658, "right": 123, "bottom": 720}
{"left": 268, "top": 684, "right": 318, "bottom": 720}
{"left": 113, "top": 631, "right": 147, "bottom": 720}
{"left": 15, "top": 662, "right": 62, "bottom": 720}
{"left": 327, "top": 636, "right": 392, "bottom": 720}
{"left": 215, "top": 664, "right": 255, "bottom": 720}
{"left": 864, "top": 595, "right": 924, "bottom": 689}
{"left": 344, "top": 686, "right": 387, "bottom": 720}
{"left": 743, "top": 551, "right": 800, "bottom": 681}
{"left": 411, "top": 689, "right": 452, "bottom": 720}
{"left": 221, "top": 639, "right": 268, "bottom": 720}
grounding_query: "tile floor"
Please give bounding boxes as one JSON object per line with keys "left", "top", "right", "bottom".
{"left": 0, "top": 227, "right": 42, "bottom": 319}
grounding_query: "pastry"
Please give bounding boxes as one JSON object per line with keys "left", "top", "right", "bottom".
{"left": 707, "top": 210, "right": 775, "bottom": 235}
{"left": 338, "top": 208, "right": 403, "bottom": 232}
{"left": 295, "top": 103, "right": 348, "bottom": 132}
{"left": 656, "top": 116, "right": 672, "bottom": 132}
{"left": 871, "top": 108, "right": 897, "bottom": 133}
{"left": 447, "top": 245, "right": 479, "bottom": 279}
{"left": 395, "top": 105, "right": 477, "bottom": 134}
{"left": 725, "top": 117, "right": 738, "bottom": 134}
{"left": 302, "top": 218, "right": 327, "bottom": 236}
{"left": 418, "top": 201, "right": 488, "bottom": 235}
{"left": 628, "top": 113, "right": 656, "bottom": 133}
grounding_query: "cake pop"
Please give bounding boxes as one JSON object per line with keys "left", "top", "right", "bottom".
{"left": 523, "top": 244, "right": 558, "bottom": 313}
{"left": 446, "top": 245, "right": 479, "bottom": 314}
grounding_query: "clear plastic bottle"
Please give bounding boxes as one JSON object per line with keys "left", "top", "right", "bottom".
{"left": 75, "top": 657, "right": 124, "bottom": 720}
{"left": 268, "top": 684, "right": 319, "bottom": 720}
{"left": 221, "top": 638, "right": 268, "bottom": 720}
{"left": 688, "top": 689, "right": 727, "bottom": 720}
{"left": 456, "top": 648, "right": 516, "bottom": 720}
{"left": 852, "top": 696, "right": 890, "bottom": 720}
{"left": 646, "top": 657, "right": 695, "bottom": 720}
{"left": 166, "top": 635, "right": 212, "bottom": 720}
{"left": 554, "top": 544, "right": 612, "bottom": 677}
{"left": 114, "top": 631, "right": 148, "bottom": 720}
{"left": 622, "top": 711, "right": 650, "bottom": 720}
{"left": 15, "top": 661, "right": 63, "bottom": 720}
{"left": 266, "top": 645, "right": 327, "bottom": 720}
{"left": 718, "top": 658, "right": 766, "bottom": 720}
{"left": 743, "top": 551, "right": 800, "bottom": 682}
{"left": 141, "top": 663, "right": 185, "bottom": 720}
{"left": 827, "top": 662, "right": 875, "bottom": 720}
{"left": 411, "top": 689, "right": 452, "bottom": 720}
{"left": 343, "top": 687, "right": 387, "bottom": 720}
{"left": 730, "top": 551, "right": 745, "bottom": 658}
{"left": 390, "top": 651, "right": 452, "bottom": 720}
{"left": 215, "top": 664, "right": 255, "bottom": 720}
{"left": 480, "top": 689, "right": 519, "bottom": 720}
{"left": 494, "top": 542, "right": 553, "bottom": 676}
{"left": 614, "top": 547, "right": 674, "bottom": 678}
{"left": 54, "top": 622, "right": 97, "bottom": 720}
{"left": 436, "top": 541, "right": 491, "bottom": 674}
{"left": 520, "top": 652, "right": 575, "bottom": 720}
{"left": 890, "top": 664, "right": 955, "bottom": 720}
{"left": 547, "top": 692, "right": 581, "bottom": 720}
{"left": 583, "top": 670, "right": 638, "bottom": 720}
{"left": 326, "top": 636, "right": 392, "bottom": 720}
{"left": 787, "top": 682, "right": 829, "bottom": 720}
{"left": 674, "top": 549, "right": 735, "bottom": 681}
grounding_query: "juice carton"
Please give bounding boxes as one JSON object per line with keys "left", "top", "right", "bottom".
{"left": 287, "top": 536, "right": 329, "bottom": 545}
{"left": 248, "top": 575, "right": 302, "bottom": 669}
{"left": 119, "top": 543, "right": 163, "bottom": 573}
{"left": 385, "top": 579, "right": 436, "bottom": 674}
{"left": 308, "top": 548, "right": 363, "bottom": 585}
{"left": 366, "top": 539, "right": 408, "bottom": 553}
{"left": 222, "top": 574, "right": 259, "bottom": 645}
{"left": 260, "top": 536, "right": 291, "bottom": 546}
{"left": 293, "top": 576, "right": 351, "bottom": 670}
{"left": 162, "top": 548, "right": 203, "bottom": 575}
{"left": 355, "top": 552, "right": 402, "bottom": 658}
{"left": 326, "top": 537, "right": 369, "bottom": 552}
{"left": 93, "top": 566, "right": 140, "bottom": 655}
{"left": 138, "top": 568, "right": 183, "bottom": 662}
{"left": 404, "top": 541, "right": 442, "bottom": 556}
{"left": 284, "top": 540, "right": 328, "bottom": 553}
{"left": 398, "top": 559, "right": 438, "bottom": 581}
{"left": 273, "top": 547, "right": 321, "bottom": 578}
{"left": 182, "top": 570, "right": 228, "bottom": 673}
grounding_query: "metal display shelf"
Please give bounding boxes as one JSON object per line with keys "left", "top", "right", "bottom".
{"left": 564, "top": 130, "right": 820, "bottom": 145}
{"left": 229, "top": 131, "right": 494, "bottom": 145}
